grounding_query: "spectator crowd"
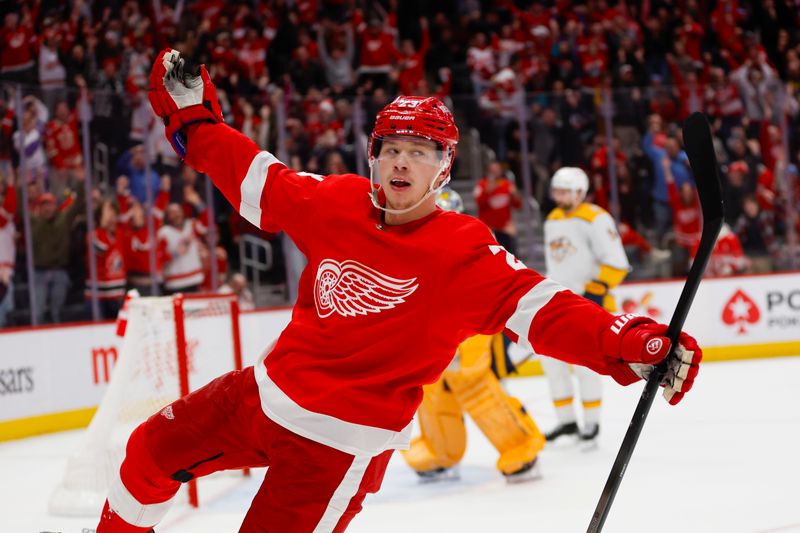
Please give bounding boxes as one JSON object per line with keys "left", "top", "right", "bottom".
{"left": 0, "top": 0, "right": 799, "bottom": 327}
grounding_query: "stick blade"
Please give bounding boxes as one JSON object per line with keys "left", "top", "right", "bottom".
{"left": 682, "top": 112, "right": 724, "bottom": 224}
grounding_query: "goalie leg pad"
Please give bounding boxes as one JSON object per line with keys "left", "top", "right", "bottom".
{"left": 401, "top": 378, "right": 467, "bottom": 473}
{"left": 446, "top": 366, "right": 545, "bottom": 476}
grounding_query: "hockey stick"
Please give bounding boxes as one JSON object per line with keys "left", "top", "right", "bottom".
{"left": 586, "top": 112, "right": 725, "bottom": 533}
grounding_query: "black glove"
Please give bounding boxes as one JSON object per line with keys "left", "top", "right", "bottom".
{"left": 582, "top": 279, "right": 608, "bottom": 307}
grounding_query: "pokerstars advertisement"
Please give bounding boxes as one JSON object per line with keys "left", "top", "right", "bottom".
{"left": 614, "top": 272, "right": 800, "bottom": 348}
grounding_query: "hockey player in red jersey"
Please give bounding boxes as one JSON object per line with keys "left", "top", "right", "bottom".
{"left": 96, "top": 49, "right": 703, "bottom": 533}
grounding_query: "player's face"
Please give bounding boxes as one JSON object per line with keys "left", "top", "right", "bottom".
{"left": 551, "top": 187, "right": 580, "bottom": 211}
{"left": 376, "top": 136, "right": 443, "bottom": 211}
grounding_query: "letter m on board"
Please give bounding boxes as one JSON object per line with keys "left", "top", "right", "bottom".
{"left": 92, "top": 347, "right": 118, "bottom": 384}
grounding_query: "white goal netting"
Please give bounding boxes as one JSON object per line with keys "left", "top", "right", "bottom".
{"left": 49, "top": 294, "right": 241, "bottom": 516}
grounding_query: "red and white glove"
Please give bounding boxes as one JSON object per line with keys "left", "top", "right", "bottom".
{"left": 148, "top": 48, "right": 223, "bottom": 158}
{"left": 601, "top": 314, "right": 702, "bottom": 405}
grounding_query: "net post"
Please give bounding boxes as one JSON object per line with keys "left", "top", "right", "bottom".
{"left": 230, "top": 299, "right": 243, "bottom": 371}
{"left": 172, "top": 294, "right": 190, "bottom": 399}
{"left": 172, "top": 294, "right": 199, "bottom": 507}
{"left": 228, "top": 298, "right": 250, "bottom": 477}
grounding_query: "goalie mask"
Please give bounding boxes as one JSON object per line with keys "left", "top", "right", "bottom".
{"left": 435, "top": 186, "right": 464, "bottom": 214}
{"left": 368, "top": 96, "right": 459, "bottom": 215}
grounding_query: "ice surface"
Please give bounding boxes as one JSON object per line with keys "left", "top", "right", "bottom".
{"left": 3, "top": 357, "right": 800, "bottom": 533}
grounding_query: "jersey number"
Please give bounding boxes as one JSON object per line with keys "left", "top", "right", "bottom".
{"left": 489, "top": 245, "right": 526, "bottom": 271}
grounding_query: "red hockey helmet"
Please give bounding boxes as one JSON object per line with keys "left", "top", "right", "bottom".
{"left": 369, "top": 96, "right": 459, "bottom": 181}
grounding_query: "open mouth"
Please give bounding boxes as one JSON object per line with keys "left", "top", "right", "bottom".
{"left": 390, "top": 178, "right": 411, "bottom": 190}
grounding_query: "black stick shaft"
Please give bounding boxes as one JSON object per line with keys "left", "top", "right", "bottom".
{"left": 586, "top": 112, "right": 724, "bottom": 533}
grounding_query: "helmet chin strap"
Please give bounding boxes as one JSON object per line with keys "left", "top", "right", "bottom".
{"left": 368, "top": 156, "right": 451, "bottom": 216}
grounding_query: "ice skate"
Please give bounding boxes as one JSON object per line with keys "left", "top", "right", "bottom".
{"left": 415, "top": 466, "right": 460, "bottom": 483}
{"left": 503, "top": 458, "right": 542, "bottom": 484}
{"left": 579, "top": 423, "right": 600, "bottom": 451}
{"left": 545, "top": 422, "right": 579, "bottom": 442}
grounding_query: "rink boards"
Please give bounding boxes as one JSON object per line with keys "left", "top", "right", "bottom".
{"left": 1, "top": 271, "right": 799, "bottom": 441}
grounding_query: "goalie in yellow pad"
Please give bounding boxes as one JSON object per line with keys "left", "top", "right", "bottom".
{"left": 401, "top": 188, "right": 546, "bottom": 483}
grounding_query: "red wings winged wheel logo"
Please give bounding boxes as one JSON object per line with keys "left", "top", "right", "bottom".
{"left": 314, "top": 259, "right": 419, "bottom": 318}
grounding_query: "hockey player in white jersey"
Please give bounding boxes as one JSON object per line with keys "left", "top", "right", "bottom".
{"left": 542, "top": 167, "right": 631, "bottom": 446}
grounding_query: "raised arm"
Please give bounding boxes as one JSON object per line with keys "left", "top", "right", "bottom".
{"left": 344, "top": 23, "right": 355, "bottom": 62}
{"left": 148, "top": 48, "right": 324, "bottom": 244}
{"left": 316, "top": 23, "right": 333, "bottom": 66}
{"left": 664, "top": 157, "right": 681, "bottom": 212}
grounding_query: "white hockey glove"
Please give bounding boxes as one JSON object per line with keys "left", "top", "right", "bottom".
{"left": 148, "top": 48, "right": 223, "bottom": 158}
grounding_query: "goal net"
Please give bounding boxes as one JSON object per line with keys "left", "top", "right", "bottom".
{"left": 49, "top": 293, "right": 243, "bottom": 516}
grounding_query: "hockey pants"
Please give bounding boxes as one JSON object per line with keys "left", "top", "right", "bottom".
{"left": 96, "top": 366, "right": 394, "bottom": 533}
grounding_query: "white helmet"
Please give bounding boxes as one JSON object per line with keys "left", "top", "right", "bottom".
{"left": 551, "top": 167, "right": 589, "bottom": 194}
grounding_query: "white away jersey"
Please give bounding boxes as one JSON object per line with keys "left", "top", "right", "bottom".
{"left": 544, "top": 203, "right": 629, "bottom": 293}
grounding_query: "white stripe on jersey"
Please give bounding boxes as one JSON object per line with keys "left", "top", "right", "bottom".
{"left": 297, "top": 171, "right": 325, "bottom": 181}
{"left": 240, "top": 151, "right": 282, "bottom": 226}
{"left": 253, "top": 355, "right": 414, "bottom": 456}
{"left": 504, "top": 278, "right": 568, "bottom": 352}
{"left": 312, "top": 455, "right": 372, "bottom": 533}
{"left": 108, "top": 467, "right": 174, "bottom": 527}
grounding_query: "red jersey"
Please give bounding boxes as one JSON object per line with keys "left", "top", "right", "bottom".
{"left": 678, "top": 22, "right": 704, "bottom": 61}
{"left": 118, "top": 192, "right": 169, "bottom": 275}
{"left": 467, "top": 44, "right": 496, "bottom": 80}
{"left": 123, "top": 225, "right": 168, "bottom": 276}
{"left": 0, "top": 24, "right": 35, "bottom": 72}
{"left": 667, "top": 181, "right": 702, "bottom": 249}
{"left": 45, "top": 114, "right": 83, "bottom": 170}
{"left": 706, "top": 81, "right": 743, "bottom": 119}
{"left": 87, "top": 227, "right": 127, "bottom": 300}
{"left": 0, "top": 185, "right": 16, "bottom": 269}
{"left": 1, "top": 108, "right": 14, "bottom": 161}
{"left": 579, "top": 49, "right": 607, "bottom": 88}
{"left": 237, "top": 37, "right": 269, "bottom": 79}
{"left": 591, "top": 146, "right": 626, "bottom": 172}
{"left": 358, "top": 31, "right": 398, "bottom": 69}
{"left": 184, "top": 122, "right": 628, "bottom": 456}
{"left": 619, "top": 221, "right": 652, "bottom": 254}
{"left": 704, "top": 224, "right": 748, "bottom": 277}
{"left": 473, "top": 178, "right": 521, "bottom": 232}
{"left": 397, "top": 28, "right": 429, "bottom": 95}
{"left": 201, "top": 246, "right": 228, "bottom": 292}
